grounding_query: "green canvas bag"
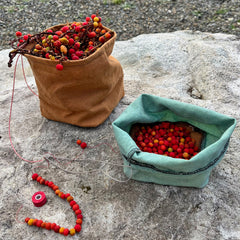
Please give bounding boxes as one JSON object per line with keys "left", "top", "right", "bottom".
{"left": 112, "top": 94, "right": 236, "bottom": 188}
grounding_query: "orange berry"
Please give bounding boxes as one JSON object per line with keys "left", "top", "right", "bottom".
{"left": 67, "top": 196, "right": 74, "bottom": 202}
{"left": 70, "top": 228, "right": 76, "bottom": 236}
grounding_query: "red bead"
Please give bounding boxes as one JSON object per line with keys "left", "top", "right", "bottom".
{"left": 80, "top": 142, "right": 87, "bottom": 149}
{"left": 39, "top": 178, "right": 45, "bottom": 185}
{"left": 54, "top": 225, "right": 60, "bottom": 233}
{"left": 72, "top": 204, "right": 79, "bottom": 211}
{"left": 32, "top": 173, "right": 38, "bottom": 180}
{"left": 48, "top": 181, "right": 54, "bottom": 187}
{"left": 76, "top": 219, "right": 82, "bottom": 225}
{"left": 56, "top": 64, "right": 63, "bottom": 71}
{"left": 60, "top": 194, "right": 65, "bottom": 199}
{"left": 77, "top": 214, "right": 83, "bottom": 219}
{"left": 25, "top": 217, "right": 30, "bottom": 223}
{"left": 45, "top": 222, "right": 51, "bottom": 230}
{"left": 16, "top": 31, "right": 22, "bottom": 37}
{"left": 74, "top": 224, "right": 82, "bottom": 232}
{"left": 52, "top": 185, "right": 59, "bottom": 191}
{"left": 75, "top": 209, "right": 82, "bottom": 215}
{"left": 51, "top": 223, "right": 56, "bottom": 230}
{"left": 65, "top": 193, "right": 70, "bottom": 198}
{"left": 41, "top": 222, "right": 46, "bottom": 228}
{"left": 70, "top": 200, "right": 76, "bottom": 207}
{"left": 76, "top": 139, "right": 81, "bottom": 145}
{"left": 44, "top": 180, "right": 49, "bottom": 186}
{"left": 63, "top": 228, "right": 69, "bottom": 236}
{"left": 32, "top": 219, "right": 38, "bottom": 226}
{"left": 36, "top": 220, "right": 43, "bottom": 227}
{"left": 36, "top": 176, "right": 42, "bottom": 182}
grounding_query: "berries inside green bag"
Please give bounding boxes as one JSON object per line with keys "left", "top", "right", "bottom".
{"left": 112, "top": 94, "right": 236, "bottom": 188}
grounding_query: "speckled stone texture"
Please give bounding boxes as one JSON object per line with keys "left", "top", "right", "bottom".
{"left": 0, "top": 31, "right": 240, "bottom": 240}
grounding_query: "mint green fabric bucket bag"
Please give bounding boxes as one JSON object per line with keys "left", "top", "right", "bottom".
{"left": 112, "top": 94, "right": 236, "bottom": 188}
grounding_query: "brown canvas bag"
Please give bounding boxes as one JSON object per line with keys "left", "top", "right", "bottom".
{"left": 23, "top": 24, "right": 124, "bottom": 127}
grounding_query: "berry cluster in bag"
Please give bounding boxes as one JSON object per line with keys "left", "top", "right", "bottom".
{"left": 132, "top": 122, "right": 201, "bottom": 160}
{"left": 9, "top": 14, "right": 113, "bottom": 70}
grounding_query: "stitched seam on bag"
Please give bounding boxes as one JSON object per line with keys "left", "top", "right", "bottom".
{"left": 124, "top": 139, "right": 230, "bottom": 175}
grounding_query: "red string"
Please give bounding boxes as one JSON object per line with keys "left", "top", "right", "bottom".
{"left": 8, "top": 55, "right": 43, "bottom": 163}
{"left": 21, "top": 55, "right": 39, "bottom": 97}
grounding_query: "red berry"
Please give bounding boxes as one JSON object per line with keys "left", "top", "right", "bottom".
{"left": 65, "top": 193, "right": 70, "bottom": 198}
{"left": 25, "top": 217, "right": 30, "bottom": 223}
{"left": 69, "top": 48, "right": 75, "bottom": 55}
{"left": 71, "top": 55, "right": 79, "bottom": 60}
{"left": 88, "top": 32, "right": 96, "bottom": 38}
{"left": 76, "top": 139, "right": 81, "bottom": 145}
{"left": 23, "top": 35, "right": 29, "bottom": 40}
{"left": 47, "top": 29, "right": 53, "bottom": 33}
{"left": 53, "top": 35, "right": 59, "bottom": 41}
{"left": 74, "top": 42, "right": 81, "bottom": 49}
{"left": 61, "top": 26, "right": 69, "bottom": 33}
{"left": 70, "top": 200, "right": 76, "bottom": 207}
{"left": 68, "top": 38, "right": 75, "bottom": 45}
{"left": 16, "top": 31, "right": 22, "bottom": 37}
{"left": 80, "top": 142, "right": 87, "bottom": 149}
{"left": 75, "top": 209, "right": 82, "bottom": 215}
{"left": 91, "top": 14, "right": 96, "bottom": 19}
{"left": 74, "top": 224, "right": 82, "bottom": 232}
{"left": 36, "top": 220, "right": 43, "bottom": 227}
{"left": 105, "top": 32, "right": 111, "bottom": 39}
{"left": 86, "top": 16, "right": 91, "bottom": 22}
{"left": 72, "top": 204, "right": 79, "bottom": 211}
{"left": 32, "top": 173, "right": 38, "bottom": 180}
{"left": 48, "top": 181, "right": 54, "bottom": 187}
{"left": 75, "top": 26, "right": 81, "bottom": 32}
{"left": 51, "top": 223, "right": 56, "bottom": 230}
{"left": 56, "top": 31, "right": 62, "bottom": 36}
{"left": 56, "top": 64, "right": 63, "bottom": 71}
{"left": 76, "top": 51, "right": 84, "bottom": 57}
{"left": 99, "top": 36, "right": 105, "bottom": 43}
{"left": 54, "top": 225, "right": 60, "bottom": 233}
{"left": 63, "top": 228, "right": 69, "bottom": 236}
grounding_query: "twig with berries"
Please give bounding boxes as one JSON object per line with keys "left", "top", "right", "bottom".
{"left": 8, "top": 13, "right": 114, "bottom": 71}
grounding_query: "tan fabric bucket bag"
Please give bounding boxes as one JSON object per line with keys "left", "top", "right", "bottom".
{"left": 24, "top": 24, "right": 124, "bottom": 127}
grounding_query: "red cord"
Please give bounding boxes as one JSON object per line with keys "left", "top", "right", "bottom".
{"left": 8, "top": 55, "right": 43, "bottom": 163}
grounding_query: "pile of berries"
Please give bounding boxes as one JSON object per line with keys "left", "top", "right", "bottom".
{"left": 132, "top": 121, "right": 201, "bottom": 160}
{"left": 9, "top": 14, "right": 113, "bottom": 70}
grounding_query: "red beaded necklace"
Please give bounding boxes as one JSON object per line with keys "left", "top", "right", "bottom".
{"left": 25, "top": 173, "right": 83, "bottom": 236}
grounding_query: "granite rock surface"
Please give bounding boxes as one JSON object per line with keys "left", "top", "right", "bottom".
{"left": 0, "top": 31, "right": 240, "bottom": 240}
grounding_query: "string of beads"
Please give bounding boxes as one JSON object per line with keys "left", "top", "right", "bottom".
{"left": 24, "top": 173, "right": 83, "bottom": 236}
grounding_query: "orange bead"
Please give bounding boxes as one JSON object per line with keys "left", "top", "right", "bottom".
{"left": 67, "top": 196, "right": 74, "bottom": 202}
{"left": 59, "top": 227, "right": 65, "bottom": 234}
{"left": 53, "top": 185, "right": 59, "bottom": 191}
{"left": 55, "top": 189, "right": 60, "bottom": 195}
{"left": 41, "top": 222, "right": 46, "bottom": 228}
{"left": 76, "top": 219, "right": 82, "bottom": 225}
{"left": 70, "top": 228, "right": 76, "bottom": 236}
{"left": 58, "top": 192, "right": 63, "bottom": 197}
{"left": 28, "top": 219, "right": 34, "bottom": 226}
{"left": 39, "top": 178, "right": 45, "bottom": 185}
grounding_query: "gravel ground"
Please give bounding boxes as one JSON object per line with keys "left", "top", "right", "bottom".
{"left": 0, "top": 0, "right": 240, "bottom": 50}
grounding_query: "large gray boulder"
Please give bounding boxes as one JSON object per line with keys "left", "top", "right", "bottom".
{"left": 0, "top": 31, "right": 239, "bottom": 240}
